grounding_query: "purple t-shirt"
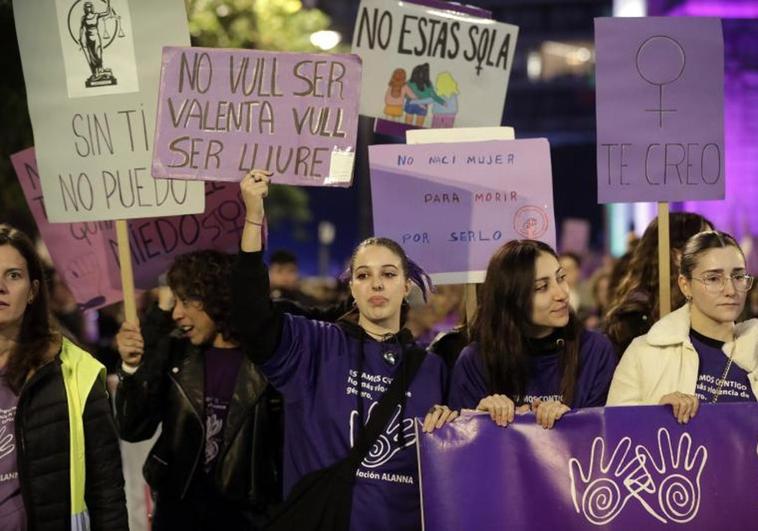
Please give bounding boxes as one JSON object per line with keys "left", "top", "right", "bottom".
{"left": 0, "top": 371, "right": 25, "bottom": 530}
{"left": 203, "top": 347, "right": 244, "bottom": 474}
{"left": 261, "top": 315, "right": 447, "bottom": 531}
{"left": 449, "top": 329, "right": 617, "bottom": 410}
{"left": 690, "top": 329, "right": 756, "bottom": 403}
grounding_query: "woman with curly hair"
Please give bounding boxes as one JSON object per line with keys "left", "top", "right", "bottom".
{"left": 604, "top": 212, "right": 712, "bottom": 355}
{"left": 0, "top": 224, "right": 127, "bottom": 529}
{"left": 115, "top": 250, "right": 278, "bottom": 530}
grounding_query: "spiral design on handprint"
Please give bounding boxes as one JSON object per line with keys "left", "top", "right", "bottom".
{"left": 363, "top": 434, "right": 393, "bottom": 468}
{"left": 582, "top": 478, "right": 623, "bottom": 525}
{"left": 658, "top": 474, "right": 699, "bottom": 523}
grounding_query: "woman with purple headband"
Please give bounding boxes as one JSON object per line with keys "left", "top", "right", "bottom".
{"left": 232, "top": 171, "right": 455, "bottom": 531}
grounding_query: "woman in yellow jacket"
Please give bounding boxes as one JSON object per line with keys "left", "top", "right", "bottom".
{"left": 607, "top": 230, "right": 757, "bottom": 423}
{"left": 0, "top": 224, "right": 128, "bottom": 530}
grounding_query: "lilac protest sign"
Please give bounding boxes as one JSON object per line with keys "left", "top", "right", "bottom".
{"left": 102, "top": 180, "right": 245, "bottom": 290}
{"left": 152, "top": 47, "right": 362, "bottom": 187}
{"left": 369, "top": 139, "right": 555, "bottom": 284}
{"left": 11, "top": 148, "right": 123, "bottom": 310}
{"left": 418, "top": 405, "right": 758, "bottom": 531}
{"left": 595, "top": 17, "right": 724, "bottom": 203}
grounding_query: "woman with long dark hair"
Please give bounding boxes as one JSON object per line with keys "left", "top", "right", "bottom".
{"left": 0, "top": 224, "right": 127, "bottom": 529}
{"left": 449, "top": 240, "right": 617, "bottom": 429}
{"left": 607, "top": 231, "right": 757, "bottom": 421}
{"left": 231, "top": 172, "right": 455, "bottom": 531}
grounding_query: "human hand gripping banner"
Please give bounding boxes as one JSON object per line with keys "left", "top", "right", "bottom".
{"left": 416, "top": 404, "right": 758, "bottom": 530}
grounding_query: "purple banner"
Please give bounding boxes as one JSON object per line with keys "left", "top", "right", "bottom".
{"left": 418, "top": 404, "right": 758, "bottom": 530}
{"left": 595, "top": 17, "right": 724, "bottom": 203}
{"left": 369, "top": 139, "right": 555, "bottom": 284}
{"left": 152, "top": 46, "right": 362, "bottom": 186}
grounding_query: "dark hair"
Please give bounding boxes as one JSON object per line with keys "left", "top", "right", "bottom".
{"left": 606, "top": 212, "right": 712, "bottom": 323}
{"left": 680, "top": 230, "right": 744, "bottom": 277}
{"left": 472, "top": 240, "right": 582, "bottom": 405}
{"left": 410, "top": 63, "right": 431, "bottom": 92}
{"left": 0, "top": 225, "right": 57, "bottom": 394}
{"left": 269, "top": 249, "right": 297, "bottom": 267}
{"left": 167, "top": 250, "right": 237, "bottom": 343}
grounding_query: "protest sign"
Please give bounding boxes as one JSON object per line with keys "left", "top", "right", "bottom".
{"left": 352, "top": 0, "right": 518, "bottom": 129}
{"left": 369, "top": 139, "right": 555, "bottom": 284}
{"left": 406, "top": 126, "right": 514, "bottom": 144}
{"left": 13, "top": 0, "right": 204, "bottom": 222}
{"left": 102, "top": 180, "right": 245, "bottom": 290}
{"left": 595, "top": 17, "right": 724, "bottom": 204}
{"left": 11, "top": 148, "right": 123, "bottom": 310}
{"left": 418, "top": 404, "right": 758, "bottom": 531}
{"left": 152, "top": 47, "right": 362, "bottom": 186}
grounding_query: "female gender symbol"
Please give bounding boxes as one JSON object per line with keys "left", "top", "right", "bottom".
{"left": 635, "top": 35, "right": 686, "bottom": 128}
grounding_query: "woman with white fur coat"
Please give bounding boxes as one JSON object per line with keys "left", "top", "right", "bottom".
{"left": 607, "top": 230, "right": 757, "bottom": 423}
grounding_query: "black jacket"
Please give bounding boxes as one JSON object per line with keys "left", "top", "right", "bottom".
{"left": 16, "top": 353, "right": 128, "bottom": 531}
{"left": 114, "top": 305, "right": 276, "bottom": 508}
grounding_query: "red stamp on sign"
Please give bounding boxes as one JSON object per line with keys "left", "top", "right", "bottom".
{"left": 513, "top": 206, "right": 550, "bottom": 239}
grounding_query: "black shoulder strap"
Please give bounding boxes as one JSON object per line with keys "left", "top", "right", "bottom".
{"left": 343, "top": 347, "right": 427, "bottom": 470}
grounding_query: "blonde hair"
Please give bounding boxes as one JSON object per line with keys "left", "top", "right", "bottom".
{"left": 435, "top": 72, "right": 459, "bottom": 98}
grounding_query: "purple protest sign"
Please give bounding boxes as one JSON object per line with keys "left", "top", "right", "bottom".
{"left": 418, "top": 404, "right": 758, "bottom": 530}
{"left": 101, "top": 180, "right": 245, "bottom": 290}
{"left": 369, "top": 139, "right": 555, "bottom": 284}
{"left": 595, "top": 17, "right": 724, "bottom": 204}
{"left": 152, "top": 46, "right": 361, "bottom": 187}
{"left": 11, "top": 148, "right": 123, "bottom": 310}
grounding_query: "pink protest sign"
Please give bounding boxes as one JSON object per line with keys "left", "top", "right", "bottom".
{"left": 102, "top": 180, "right": 245, "bottom": 290}
{"left": 152, "top": 46, "right": 362, "bottom": 187}
{"left": 11, "top": 148, "right": 123, "bottom": 310}
{"left": 369, "top": 139, "right": 556, "bottom": 284}
{"left": 595, "top": 17, "right": 724, "bottom": 204}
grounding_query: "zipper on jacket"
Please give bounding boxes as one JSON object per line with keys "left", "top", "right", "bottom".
{"left": 169, "top": 374, "right": 205, "bottom": 499}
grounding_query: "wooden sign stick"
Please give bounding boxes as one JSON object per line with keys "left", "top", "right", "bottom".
{"left": 116, "top": 219, "right": 138, "bottom": 323}
{"left": 657, "top": 202, "right": 671, "bottom": 317}
{"left": 465, "top": 283, "right": 478, "bottom": 328}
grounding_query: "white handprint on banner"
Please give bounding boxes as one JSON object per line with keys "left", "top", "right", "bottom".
{"left": 568, "top": 428, "right": 707, "bottom": 526}
{"left": 349, "top": 401, "right": 416, "bottom": 469}
{"left": 632, "top": 428, "right": 707, "bottom": 524}
{"left": 569, "top": 436, "right": 652, "bottom": 525}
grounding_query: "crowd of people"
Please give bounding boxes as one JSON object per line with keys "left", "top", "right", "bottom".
{"left": 0, "top": 171, "right": 756, "bottom": 530}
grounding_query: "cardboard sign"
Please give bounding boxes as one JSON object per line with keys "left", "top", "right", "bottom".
{"left": 11, "top": 148, "right": 123, "bottom": 310}
{"left": 418, "top": 404, "right": 758, "bottom": 530}
{"left": 352, "top": 0, "right": 518, "bottom": 129}
{"left": 102, "top": 180, "right": 245, "bottom": 290}
{"left": 369, "top": 139, "right": 556, "bottom": 284}
{"left": 406, "top": 126, "right": 514, "bottom": 144}
{"left": 12, "top": 0, "right": 205, "bottom": 222}
{"left": 152, "top": 47, "right": 362, "bottom": 186}
{"left": 595, "top": 17, "right": 724, "bottom": 203}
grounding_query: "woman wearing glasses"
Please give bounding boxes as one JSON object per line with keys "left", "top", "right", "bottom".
{"left": 607, "top": 230, "right": 757, "bottom": 422}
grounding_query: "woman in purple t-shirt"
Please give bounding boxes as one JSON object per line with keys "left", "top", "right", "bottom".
{"left": 608, "top": 230, "right": 757, "bottom": 421}
{"left": 449, "top": 240, "right": 617, "bottom": 429}
{"left": 233, "top": 171, "right": 456, "bottom": 531}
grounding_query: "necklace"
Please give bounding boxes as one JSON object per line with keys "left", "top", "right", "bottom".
{"left": 712, "top": 340, "right": 738, "bottom": 404}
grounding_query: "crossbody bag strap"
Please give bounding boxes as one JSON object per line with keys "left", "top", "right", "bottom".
{"left": 343, "top": 347, "right": 427, "bottom": 470}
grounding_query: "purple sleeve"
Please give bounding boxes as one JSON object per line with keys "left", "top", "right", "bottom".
{"left": 260, "top": 314, "right": 347, "bottom": 403}
{"left": 448, "top": 343, "right": 489, "bottom": 410}
{"left": 576, "top": 331, "right": 619, "bottom": 408}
